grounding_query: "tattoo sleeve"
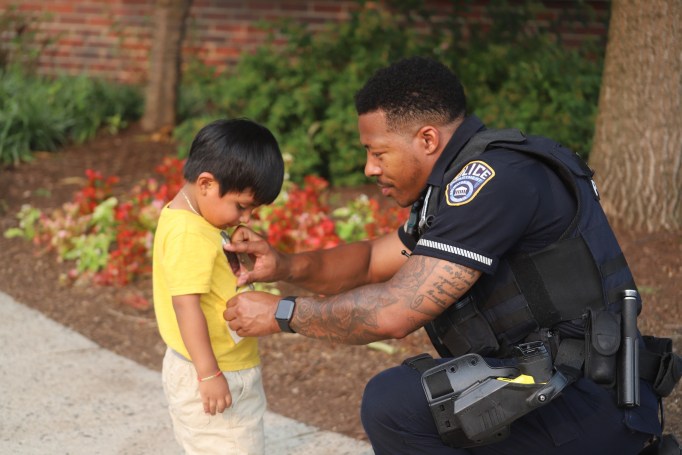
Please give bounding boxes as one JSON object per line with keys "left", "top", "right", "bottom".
{"left": 292, "top": 255, "right": 480, "bottom": 344}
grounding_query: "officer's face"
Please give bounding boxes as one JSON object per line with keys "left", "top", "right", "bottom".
{"left": 358, "top": 111, "right": 430, "bottom": 207}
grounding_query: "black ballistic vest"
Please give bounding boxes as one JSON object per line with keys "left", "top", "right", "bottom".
{"left": 414, "top": 129, "right": 638, "bottom": 358}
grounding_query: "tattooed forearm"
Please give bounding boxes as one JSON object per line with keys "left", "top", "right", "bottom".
{"left": 293, "top": 285, "right": 389, "bottom": 344}
{"left": 290, "top": 255, "right": 481, "bottom": 345}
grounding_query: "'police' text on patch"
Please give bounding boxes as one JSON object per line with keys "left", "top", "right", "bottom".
{"left": 445, "top": 160, "right": 496, "bottom": 206}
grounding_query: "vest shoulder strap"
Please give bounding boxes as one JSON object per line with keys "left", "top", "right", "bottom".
{"left": 421, "top": 129, "right": 531, "bottom": 232}
{"left": 447, "top": 128, "right": 528, "bottom": 180}
{"left": 420, "top": 129, "right": 528, "bottom": 231}
{"left": 424, "top": 128, "right": 590, "bottom": 238}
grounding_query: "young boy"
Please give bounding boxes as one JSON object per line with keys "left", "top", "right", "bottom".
{"left": 152, "top": 118, "right": 284, "bottom": 454}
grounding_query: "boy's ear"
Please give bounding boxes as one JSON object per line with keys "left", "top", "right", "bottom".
{"left": 196, "top": 172, "right": 216, "bottom": 194}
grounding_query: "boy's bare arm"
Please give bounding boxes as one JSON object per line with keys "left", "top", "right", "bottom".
{"left": 172, "top": 294, "right": 231, "bottom": 414}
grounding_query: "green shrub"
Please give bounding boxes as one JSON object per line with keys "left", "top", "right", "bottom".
{"left": 178, "top": 4, "right": 444, "bottom": 185}
{"left": 0, "top": 67, "right": 142, "bottom": 165}
{"left": 442, "top": 1, "right": 604, "bottom": 158}
{"left": 457, "top": 41, "right": 602, "bottom": 159}
{"left": 0, "top": 69, "right": 69, "bottom": 164}
{"left": 177, "top": 59, "right": 221, "bottom": 122}
{"left": 52, "top": 74, "right": 143, "bottom": 144}
{"left": 176, "top": 0, "right": 604, "bottom": 183}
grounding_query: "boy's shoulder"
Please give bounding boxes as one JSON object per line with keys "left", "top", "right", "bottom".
{"left": 156, "top": 206, "right": 220, "bottom": 243}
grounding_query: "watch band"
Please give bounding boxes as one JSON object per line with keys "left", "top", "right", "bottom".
{"left": 275, "top": 296, "right": 297, "bottom": 333}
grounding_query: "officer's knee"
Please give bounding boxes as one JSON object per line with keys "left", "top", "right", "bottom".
{"left": 361, "top": 365, "right": 421, "bottom": 434}
{"left": 362, "top": 367, "right": 407, "bottom": 432}
{"left": 361, "top": 370, "right": 389, "bottom": 430}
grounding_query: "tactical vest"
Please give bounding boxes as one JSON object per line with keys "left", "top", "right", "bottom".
{"left": 411, "top": 129, "right": 638, "bottom": 359}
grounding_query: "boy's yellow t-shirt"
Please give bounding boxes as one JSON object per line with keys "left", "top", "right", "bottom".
{"left": 152, "top": 204, "right": 259, "bottom": 371}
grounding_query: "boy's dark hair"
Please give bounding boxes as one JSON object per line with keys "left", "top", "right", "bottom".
{"left": 354, "top": 56, "right": 466, "bottom": 131}
{"left": 183, "top": 118, "right": 284, "bottom": 205}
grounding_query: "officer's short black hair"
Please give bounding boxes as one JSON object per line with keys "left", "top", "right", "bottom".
{"left": 183, "top": 118, "right": 284, "bottom": 205}
{"left": 354, "top": 56, "right": 467, "bottom": 131}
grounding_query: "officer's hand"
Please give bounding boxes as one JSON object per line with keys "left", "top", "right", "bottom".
{"left": 223, "top": 226, "right": 288, "bottom": 287}
{"left": 224, "top": 291, "right": 281, "bottom": 337}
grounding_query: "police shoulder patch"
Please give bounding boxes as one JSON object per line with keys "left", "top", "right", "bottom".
{"left": 445, "top": 160, "right": 496, "bottom": 206}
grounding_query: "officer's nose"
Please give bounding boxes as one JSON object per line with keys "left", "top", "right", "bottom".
{"left": 364, "top": 156, "right": 381, "bottom": 178}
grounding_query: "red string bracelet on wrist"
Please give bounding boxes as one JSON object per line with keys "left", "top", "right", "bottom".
{"left": 198, "top": 370, "right": 222, "bottom": 382}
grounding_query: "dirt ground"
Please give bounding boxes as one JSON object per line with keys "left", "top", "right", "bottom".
{"left": 0, "top": 125, "right": 680, "bottom": 444}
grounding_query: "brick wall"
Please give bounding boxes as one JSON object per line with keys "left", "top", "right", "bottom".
{"left": 0, "top": 0, "right": 609, "bottom": 84}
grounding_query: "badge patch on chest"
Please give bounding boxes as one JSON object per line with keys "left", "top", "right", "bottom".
{"left": 445, "top": 160, "right": 496, "bottom": 206}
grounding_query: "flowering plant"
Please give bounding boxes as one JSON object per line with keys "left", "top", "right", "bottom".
{"left": 5, "top": 156, "right": 409, "bottom": 308}
{"left": 4, "top": 157, "right": 186, "bottom": 289}
{"left": 254, "top": 175, "right": 342, "bottom": 253}
{"left": 74, "top": 169, "right": 119, "bottom": 214}
{"left": 333, "top": 194, "right": 408, "bottom": 243}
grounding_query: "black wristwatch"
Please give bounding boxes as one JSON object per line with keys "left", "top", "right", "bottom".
{"left": 275, "top": 296, "right": 297, "bottom": 333}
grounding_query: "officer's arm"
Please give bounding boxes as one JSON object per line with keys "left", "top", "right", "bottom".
{"left": 281, "top": 230, "right": 408, "bottom": 295}
{"left": 226, "top": 226, "right": 407, "bottom": 294}
{"left": 289, "top": 254, "right": 481, "bottom": 344}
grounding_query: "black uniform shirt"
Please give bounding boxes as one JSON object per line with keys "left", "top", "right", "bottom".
{"left": 399, "top": 116, "right": 576, "bottom": 274}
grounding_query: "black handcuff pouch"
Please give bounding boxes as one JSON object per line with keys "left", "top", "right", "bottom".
{"left": 584, "top": 309, "right": 620, "bottom": 386}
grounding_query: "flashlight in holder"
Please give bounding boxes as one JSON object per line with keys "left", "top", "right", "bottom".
{"left": 618, "top": 289, "right": 640, "bottom": 407}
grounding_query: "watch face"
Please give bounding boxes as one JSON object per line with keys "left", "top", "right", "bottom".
{"left": 275, "top": 297, "right": 297, "bottom": 333}
{"left": 275, "top": 298, "right": 296, "bottom": 321}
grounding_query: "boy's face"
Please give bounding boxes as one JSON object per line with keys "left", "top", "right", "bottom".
{"left": 200, "top": 178, "right": 259, "bottom": 230}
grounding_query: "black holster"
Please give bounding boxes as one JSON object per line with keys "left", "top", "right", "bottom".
{"left": 404, "top": 346, "right": 573, "bottom": 448}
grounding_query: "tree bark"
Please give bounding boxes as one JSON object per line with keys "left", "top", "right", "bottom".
{"left": 141, "top": 0, "right": 192, "bottom": 133}
{"left": 589, "top": 0, "right": 682, "bottom": 232}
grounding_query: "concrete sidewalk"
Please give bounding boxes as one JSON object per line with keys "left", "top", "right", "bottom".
{"left": 0, "top": 290, "right": 373, "bottom": 455}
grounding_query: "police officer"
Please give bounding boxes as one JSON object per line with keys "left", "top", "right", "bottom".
{"left": 223, "top": 57, "right": 664, "bottom": 454}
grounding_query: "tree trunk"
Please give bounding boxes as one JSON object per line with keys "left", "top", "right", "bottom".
{"left": 141, "top": 0, "right": 192, "bottom": 133}
{"left": 589, "top": 0, "right": 682, "bottom": 232}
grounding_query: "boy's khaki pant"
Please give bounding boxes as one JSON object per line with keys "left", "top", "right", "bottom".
{"left": 162, "top": 348, "right": 266, "bottom": 455}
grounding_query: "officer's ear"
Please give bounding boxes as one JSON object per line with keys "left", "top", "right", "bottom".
{"left": 416, "top": 125, "right": 440, "bottom": 155}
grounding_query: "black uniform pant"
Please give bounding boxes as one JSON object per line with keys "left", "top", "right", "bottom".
{"left": 361, "top": 360, "right": 657, "bottom": 455}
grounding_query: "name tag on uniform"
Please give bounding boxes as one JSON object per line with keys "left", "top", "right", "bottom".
{"left": 445, "top": 160, "right": 496, "bottom": 206}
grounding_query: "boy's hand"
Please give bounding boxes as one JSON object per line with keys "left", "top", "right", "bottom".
{"left": 224, "top": 226, "right": 288, "bottom": 286}
{"left": 198, "top": 374, "right": 232, "bottom": 415}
